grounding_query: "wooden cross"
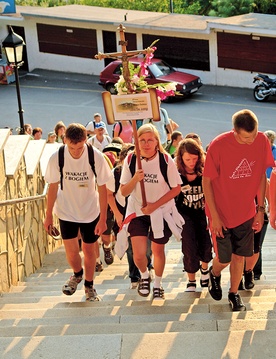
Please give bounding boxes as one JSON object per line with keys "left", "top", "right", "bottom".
{"left": 95, "top": 24, "right": 155, "bottom": 94}
{"left": 95, "top": 24, "right": 159, "bottom": 207}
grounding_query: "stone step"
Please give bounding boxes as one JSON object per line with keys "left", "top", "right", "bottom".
{"left": 1, "top": 288, "right": 276, "bottom": 303}
{"left": 2, "top": 316, "right": 276, "bottom": 338}
{"left": 1, "top": 299, "right": 276, "bottom": 320}
{"left": 1, "top": 330, "right": 276, "bottom": 359}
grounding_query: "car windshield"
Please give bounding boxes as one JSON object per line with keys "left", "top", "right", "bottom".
{"left": 148, "top": 61, "right": 175, "bottom": 78}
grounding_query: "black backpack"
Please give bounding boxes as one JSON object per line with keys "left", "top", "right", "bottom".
{"left": 112, "top": 121, "right": 132, "bottom": 138}
{"left": 58, "top": 143, "right": 96, "bottom": 190}
{"left": 127, "top": 151, "right": 171, "bottom": 189}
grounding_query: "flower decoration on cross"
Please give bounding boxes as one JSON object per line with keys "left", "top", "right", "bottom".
{"left": 115, "top": 44, "right": 177, "bottom": 100}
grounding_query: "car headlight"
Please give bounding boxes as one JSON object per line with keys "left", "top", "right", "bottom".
{"left": 183, "top": 84, "right": 186, "bottom": 90}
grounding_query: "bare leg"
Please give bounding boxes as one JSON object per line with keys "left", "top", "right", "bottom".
{"left": 229, "top": 253, "right": 244, "bottom": 293}
{"left": 245, "top": 253, "right": 259, "bottom": 271}
{"left": 82, "top": 241, "right": 97, "bottom": 282}
{"left": 212, "top": 256, "right": 229, "bottom": 277}
{"left": 63, "top": 237, "right": 82, "bottom": 273}
{"left": 151, "top": 242, "right": 165, "bottom": 277}
{"left": 131, "top": 236, "right": 148, "bottom": 274}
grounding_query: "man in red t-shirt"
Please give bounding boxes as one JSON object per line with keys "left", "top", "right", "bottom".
{"left": 203, "top": 109, "right": 274, "bottom": 311}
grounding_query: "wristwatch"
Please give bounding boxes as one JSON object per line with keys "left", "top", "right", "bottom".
{"left": 256, "top": 205, "right": 266, "bottom": 213}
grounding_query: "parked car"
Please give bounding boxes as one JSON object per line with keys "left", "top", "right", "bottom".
{"left": 98, "top": 57, "right": 203, "bottom": 99}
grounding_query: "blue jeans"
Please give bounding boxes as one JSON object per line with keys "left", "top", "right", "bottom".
{"left": 126, "top": 237, "right": 152, "bottom": 283}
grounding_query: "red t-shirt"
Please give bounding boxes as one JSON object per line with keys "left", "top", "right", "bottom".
{"left": 203, "top": 131, "right": 274, "bottom": 228}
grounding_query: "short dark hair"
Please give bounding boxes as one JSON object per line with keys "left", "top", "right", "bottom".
{"left": 65, "top": 123, "right": 87, "bottom": 144}
{"left": 232, "top": 109, "right": 258, "bottom": 133}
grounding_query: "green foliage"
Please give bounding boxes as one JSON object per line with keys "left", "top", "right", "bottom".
{"left": 208, "top": 0, "right": 254, "bottom": 17}
{"left": 15, "top": 0, "right": 276, "bottom": 15}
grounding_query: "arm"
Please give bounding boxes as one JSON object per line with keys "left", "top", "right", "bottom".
{"left": 253, "top": 173, "right": 267, "bottom": 232}
{"left": 202, "top": 176, "right": 226, "bottom": 237}
{"left": 269, "top": 170, "right": 276, "bottom": 229}
{"left": 165, "top": 122, "right": 173, "bottom": 136}
{"left": 44, "top": 182, "right": 59, "bottom": 232}
{"left": 107, "top": 188, "right": 123, "bottom": 228}
{"left": 94, "top": 184, "right": 108, "bottom": 235}
{"left": 120, "top": 169, "right": 144, "bottom": 197}
{"left": 141, "top": 185, "right": 181, "bottom": 215}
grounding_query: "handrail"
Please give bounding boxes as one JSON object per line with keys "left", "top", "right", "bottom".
{"left": 0, "top": 183, "right": 49, "bottom": 207}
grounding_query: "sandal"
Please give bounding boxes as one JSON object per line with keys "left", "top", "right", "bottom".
{"left": 200, "top": 266, "right": 209, "bottom": 287}
{"left": 138, "top": 277, "right": 151, "bottom": 297}
{"left": 153, "top": 287, "right": 165, "bottom": 300}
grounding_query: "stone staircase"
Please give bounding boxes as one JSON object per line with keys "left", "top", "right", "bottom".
{"left": 1, "top": 228, "right": 276, "bottom": 359}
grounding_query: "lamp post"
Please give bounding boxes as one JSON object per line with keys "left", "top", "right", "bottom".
{"left": 2, "top": 26, "right": 25, "bottom": 134}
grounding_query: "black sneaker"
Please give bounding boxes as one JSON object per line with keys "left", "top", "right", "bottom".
{"left": 238, "top": 279, "right": 245, "bottom": 291}
{"left": 208, "top": 266, "right": 222, "bottom": 301}
{"left": 103, "top": 246, "right": 114, "bottom": 265}
{"left": 228, "top": 292, "right": 246, "bottom": 311}
{"left": 244, "top": 270, "right": 254, "bottom": 290}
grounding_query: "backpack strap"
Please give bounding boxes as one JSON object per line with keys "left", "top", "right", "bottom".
{"left": 58, "top": 145, "right": 65, "bottom": 190}
{"left": 127, "top": 151, "right": 170, "bottom": 189}
{"left": 128, "top": 152, "right": 136, "bottom": 177}
{"left": 86, "top": 143, "right": 96, "bottom": 178}
{"left": 113, "top": 122, "right": 122, "bottom": 137}
{"left": 58, "top": 143, "right": 96, "bottom": 190}
{"left": 159, "top": 152, "right": 171, "bottom": 189}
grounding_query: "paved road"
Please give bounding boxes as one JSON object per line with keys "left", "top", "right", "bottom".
{"left": 1, "top": 69, "right": 276, "bottom": 148}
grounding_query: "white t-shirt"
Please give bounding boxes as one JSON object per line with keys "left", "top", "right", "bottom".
{"left": 86, "top": 121, "right": 109, "bottom": 135}
{"left": 120, "top": 153, "right": 181, "bottom": 216}
{"left": 45, "top": 145, "right": 112, "bottom": 222}
{"left": 87, "top": 135, "right": 112, "bottom": 152}
{"left": 143, "top": 108, "right": 170, "bottom": 145}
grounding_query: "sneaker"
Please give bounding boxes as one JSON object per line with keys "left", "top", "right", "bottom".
{"left": 238, "top": 279, "right": 245, "bottom": 291}
{"left": 208, "top": 266, "right": 222, "bottom": 301}
{"left": 254, "top": 274, "right": 261, "bottom": 280}
{"left": 228, "top": 292, "right": 246, "bottom": 311}
{"left": 95, "top": 262, "right": 103, "bottom": 272}
{"left": 85, "top": 286, "right": 100, "bottom": 301}
{"left": 130, "top": 281, "right": 139, "bottom": 289}
{"left": 153, "top": 287, "right": 165, "bottom": 300}
{"left": 103, "top": 246, "right": 114, "bottom": 265}
{"left": 185, "top": 281, "right": 196, "bottom": 292}
{"left": 62, "top": 274, "right": 82, "bottom": 296}
{"left": 244, "top": 270, "right": 255, "bottom": 290}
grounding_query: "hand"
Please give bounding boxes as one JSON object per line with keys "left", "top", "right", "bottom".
{"left": 95, "top": 218, "right": 107, "bottom": 236}
{"left": 270, "top": 213, "right": 276, "bottom": 230}
{"left": 210, "top": 216, "right": 227, "bottom": 238}
{"left": 134, "top": 169, "right": 144, "bottom": 183}
{"left": 44, "top": 214, "right": 53, "bottom": 233}
{"left": 141, "top": 202, "right": 156, "bottom": 215}
{"left": 252, "top": 212, "right": 264, "bottom": 233}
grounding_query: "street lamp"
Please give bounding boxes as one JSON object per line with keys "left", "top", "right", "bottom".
{"left": 2, "top": 26, "right": 25, "bottom": 134}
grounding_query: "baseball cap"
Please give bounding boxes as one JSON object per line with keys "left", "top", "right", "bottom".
{"left": 95, "top": 121, "right": 105, "bottom": 129}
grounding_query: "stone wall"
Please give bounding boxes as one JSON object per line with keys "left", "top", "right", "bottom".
{"left": 0, "top": 129, "right": 62, "bottom": 293}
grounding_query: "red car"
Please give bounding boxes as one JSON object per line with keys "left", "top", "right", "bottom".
{"left": 98, "top": 57, "right": 203, "bottom": 99}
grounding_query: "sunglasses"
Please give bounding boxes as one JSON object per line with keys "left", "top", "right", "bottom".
{"left": 186, "top": 135, "right": 199, "bottom": 139}
{"left": 48, "top": 225, "right": 61, "bottom": 240}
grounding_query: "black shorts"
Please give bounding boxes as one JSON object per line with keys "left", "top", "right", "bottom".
{"left": 213, "top": 218, "right": 254, "bottom": 263}
{"left": 59, "top": 216, "right": 99, "bottom": 244}
{"left": 128, "top": 215, "right": 171, "bottom": 245}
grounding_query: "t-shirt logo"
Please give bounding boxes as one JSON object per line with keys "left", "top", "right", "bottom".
{"left": 230, "top": 158, "right": 255, "bottom": 179}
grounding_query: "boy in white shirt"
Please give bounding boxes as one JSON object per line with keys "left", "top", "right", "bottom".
{"left": 44, "top": 123, "right": 112, "bottom": 301}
